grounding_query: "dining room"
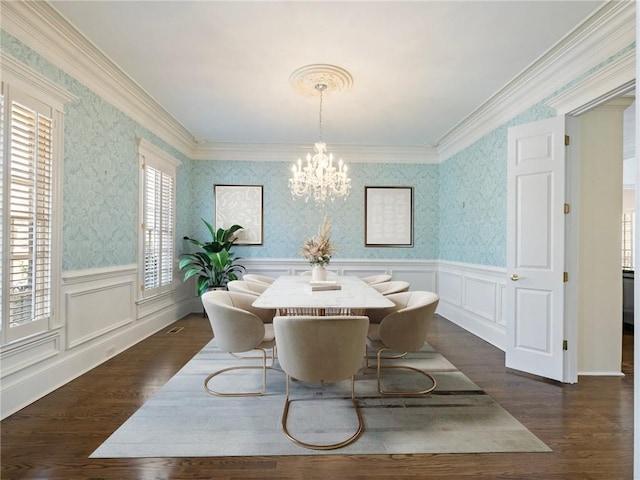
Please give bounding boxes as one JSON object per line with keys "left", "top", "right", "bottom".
{"left": 0, "top": 0, "right": 636, "bottom": 477}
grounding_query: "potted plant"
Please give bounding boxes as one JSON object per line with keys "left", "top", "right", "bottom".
{"left": 179, "top": 218, "right": 246, "bottom": 296}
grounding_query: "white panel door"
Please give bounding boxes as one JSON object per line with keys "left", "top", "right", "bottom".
{"left": 506, "top": 116, "right": 566, "bottom": 381}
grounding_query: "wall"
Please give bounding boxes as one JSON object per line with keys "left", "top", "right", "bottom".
{"left": 186, "top": 160, "right": 439, "bottom": 261}
{"left": 0, "top": 0, "right": 635, "bottom": 419}
{"left": 0, "top": 31, "right": 195, "bottom": 419}
{"left": 575, "top": 100, "right": 630, "bottom": 375}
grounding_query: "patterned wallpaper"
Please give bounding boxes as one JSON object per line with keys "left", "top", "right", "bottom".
{"left": 2, "top": 29, "right": 633, "bottom": 271}
{"left": 1, "top": 31, "right": 192, "bottom": 271}
{"left": 438, "top": 102, "right": 557, "bottom": 267}
{"left": 187, "top": 160, "right": 439, "bottom": 261}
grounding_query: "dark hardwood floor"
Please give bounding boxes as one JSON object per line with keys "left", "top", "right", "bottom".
{"left": 1, "top": 314, "right": 633, "bottom": 480}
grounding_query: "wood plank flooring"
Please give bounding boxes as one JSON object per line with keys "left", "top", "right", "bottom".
{"left": 1, "top": 314, "right": 633, "bottom": 479}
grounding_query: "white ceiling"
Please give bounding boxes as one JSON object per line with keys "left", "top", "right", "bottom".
{"left": 49, "top": 0, "right": 604, "bottom": 151}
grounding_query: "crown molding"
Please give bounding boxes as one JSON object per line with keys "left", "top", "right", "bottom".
{"left": 1, "top": 1, "right": 195, "bottom": 157}
{"left": 547, "top": 50, "right": 635, "bottom": 116}
{"left": 191, "top": 142, "right": 439, "bottom": 164}
{"left": 435, "top": 0, "right": 635, "bottom": 161}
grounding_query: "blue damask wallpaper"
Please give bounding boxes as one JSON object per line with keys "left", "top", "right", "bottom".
{"left": 2, "top": 29, "right": 633, "bottom": 271}
{"left": 187, "top": 160, "right": 439, "bottom": 261}
{"left": 2, "top": 31, "right": 192, "bottom": 271}
{"left": 438, "top": 102, "right": 557, "bottom": 267}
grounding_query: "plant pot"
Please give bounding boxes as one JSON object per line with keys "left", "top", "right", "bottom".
{"left": 311, "top": 264, "right": 327, "bottom": 282}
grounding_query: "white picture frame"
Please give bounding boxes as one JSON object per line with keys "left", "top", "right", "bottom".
{"left": 214, "top": 184, "right": 263, "bottom": 245}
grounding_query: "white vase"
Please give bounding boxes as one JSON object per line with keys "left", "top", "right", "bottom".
{"left": 311, "top": 264, "right": 327, "bottom": 282}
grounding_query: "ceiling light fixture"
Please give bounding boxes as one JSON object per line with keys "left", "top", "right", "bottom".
{"left": 289, "top": 65, "right": 352, "bottom": 204}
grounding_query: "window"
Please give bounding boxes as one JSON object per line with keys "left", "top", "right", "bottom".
{"left": 1, "top": 55, "right": 72, "bottom": 345}
{"left": 138, "top": 138, "right": 179, "bottom": 298}
{"left": 622, "top": 211, "right": 634, "bottom": 269}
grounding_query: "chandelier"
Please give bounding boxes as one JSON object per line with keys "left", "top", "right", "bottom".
{"left": 289, "top": 82, "right": 351, "bottom": 204}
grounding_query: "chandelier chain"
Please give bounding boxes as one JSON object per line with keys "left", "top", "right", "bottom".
{"left": 317, "top": 83, "right": 325, "bottom": 143}
{"left": 289, "top": 81, "right": 351, "bottom": 204}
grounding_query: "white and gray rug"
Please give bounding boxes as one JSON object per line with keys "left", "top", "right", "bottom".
{"left": 91, "top": 341, "right": 550, "bottom": 457}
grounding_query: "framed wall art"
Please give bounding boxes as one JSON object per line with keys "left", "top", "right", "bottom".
{"left": 365, "top": 186, "right": 413, "bottom": 247}
{"left": 214, "top": 184, "right": 263, "bottom": 245}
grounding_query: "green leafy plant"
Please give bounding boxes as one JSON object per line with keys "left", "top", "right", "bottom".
{"left": 179, "top": 218, "right": 245, "bottom": 296}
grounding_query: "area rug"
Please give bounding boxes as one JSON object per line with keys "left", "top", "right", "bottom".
{"left": 91, "top": 340, "right": 550, "bottom": 457}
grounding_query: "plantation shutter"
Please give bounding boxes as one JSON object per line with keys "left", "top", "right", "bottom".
{"left": 8, "top": 99, "right": 53, "bottom": 327}
{"left": 143, "top": 163, "right": 174, "bottom": 291}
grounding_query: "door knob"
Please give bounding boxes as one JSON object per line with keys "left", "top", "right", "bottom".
{"left": 510, "top": 274, "right": 520, "bottom": 281}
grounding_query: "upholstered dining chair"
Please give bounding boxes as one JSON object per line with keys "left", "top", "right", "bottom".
{"left": 226, "top": 279, "right": 268, "bottom": 296}
{"left": 360, "top": 274, "right": 392, "bottom": 285}
{"left": 243, "top": 273, "right": 276, "bottom": 285}
{"left": 201, "top": 290, "right": 276, "bottom": 396}
{"left": 371, "top": 280, "right": 410, "bottom": 296}
{"left": 366, "top": 291, "right": 439, "bottom": 396}
{"left": 273, "top": 314, "right": 369, "bottom": 450}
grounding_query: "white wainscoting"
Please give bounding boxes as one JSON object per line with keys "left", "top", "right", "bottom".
{"left": 242, "top": 258, "right": 505, "bottom": 349}
{"left": 239, "top": 258, "right": 438, "bottom": 292}
{"left": 1, "top": 258, "right": 506, "bottom": 420}
{"left": 1, "top": 264, "right": 193, "bottom": 420}
{"left": 243, "top": 259, "right": 506, "bottom": 350}
{"left": 436, "top": 261, "right": 508, "bottom": 350}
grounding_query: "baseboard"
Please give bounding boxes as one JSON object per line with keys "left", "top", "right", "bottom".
{"left": 0, "top": 300, "right": 188, "bottom": 420}
{"left": 578, "top": 371, "right": 625, "bottom": 377}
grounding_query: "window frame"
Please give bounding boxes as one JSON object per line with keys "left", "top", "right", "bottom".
{"left": 137, "top": 138, "right": 180, "bottom": 300}
{"left": 1, "top": 53, "right": 74, "bottom": 346}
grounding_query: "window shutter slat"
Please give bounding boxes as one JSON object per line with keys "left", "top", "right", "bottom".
{"left": 142, "top": 164, "right": 174, "bottom": 292}
{"left": 7, "top": 99, "right": 53, "bottom": 327}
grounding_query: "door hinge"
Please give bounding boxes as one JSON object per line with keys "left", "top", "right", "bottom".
{"left": 563, "top": 272, "right": 569, "bottom": 282}
{"left": 563, "top": 340, "right": 568, "bottom": 351}
{"left": 564, "top": 203, "right": 570, "bottom": 214}
{"left": 564, "top": 135, "right": 570, "bottom": 146}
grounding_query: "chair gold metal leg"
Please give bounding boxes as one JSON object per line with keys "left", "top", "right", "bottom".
{"left": 229, "top": 345, "right": 277, "bottom": 367}
{"left": 204, "top": 347, "right": 271, "bottom": 397}
{"left": 375, "top": 347, "right": 437, "bottom": 396}
{"left": 280, "top": 374, "right": 364, "bottom": 450}
{"left": 364, "top": 345, "right": 407, "bottom": 368}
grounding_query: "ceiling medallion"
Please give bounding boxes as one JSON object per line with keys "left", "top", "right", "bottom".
{"left": 289, "top": 64, "right": 353, "bottom": 97}
{"left": 289, "top": 65, "right": 352, "bottom": 204}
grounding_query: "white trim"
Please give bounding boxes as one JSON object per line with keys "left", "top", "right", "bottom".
{"left": 1, "top": 52, "right": 76, "bottom": 108}
{"left": 192, "top": 142, "right": 440, "bottom": 164}
{"left": 137, "top": 137, "right": 181, "bottom": 170}
{"left": 436, "top": 0, "right": 635, "bottom": 161}
{"left": 436, "top": 260, "right": 507, "bottom": 349}
{"left": 1, "top": 1, "right": 195, "bottom": 157}
{"left": 1, "top": 59, "right": 70, "bottom": 343}
{"left": 61, "top": 264, "right": 138, "bottom": 285}
{"left": 0, "top": 297, "right": 191, "bottom": 420}
{"left": 548, "top": 51, "right": 635, "bottom": 116}
{"left": 578, "top": 371, "right": 625, "bottom": 377}
{"left": 2, "top": 1, "right": 634, "bottom": 166}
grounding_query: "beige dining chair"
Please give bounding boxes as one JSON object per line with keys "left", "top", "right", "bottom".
{"left": 243, "top": 274, "right": 276, "bottom": 285}
{"left": 366, "top": 291, "right": 439, "bottom": 396}
{"left": 201, "top": 290, "right": 276, "bottom": 396}
{"left": 360, "top": 274, "right": 392, "bottom": 285}
{"left": 273, "top": 314, "right": 369, "bottom": 450}
{"left": 227, "top": 279, "right": 268, "bottom": 296}
{"left": 371, "top": 280, "right": 410, "bottom": 296}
